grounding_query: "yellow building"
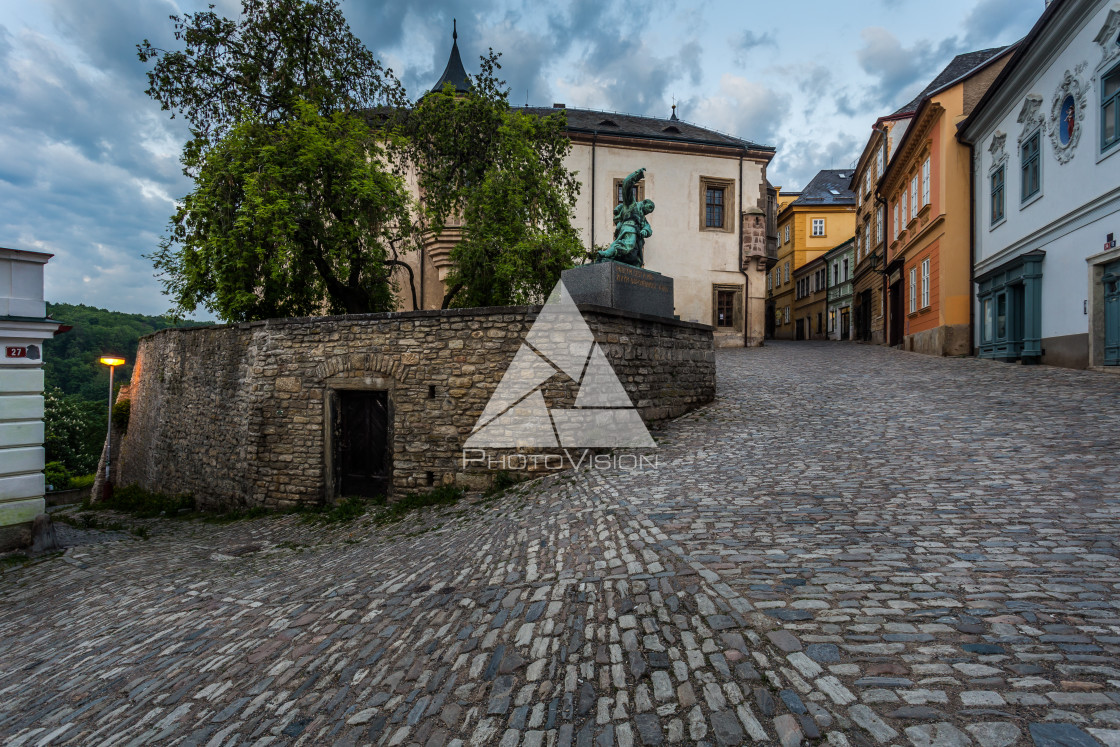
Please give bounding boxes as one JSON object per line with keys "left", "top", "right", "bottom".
{"left": 792, "top": 253, "right": 829, "bottom": 340}
{"left": 768, "top": 170, "right": 856, "bottom": 339}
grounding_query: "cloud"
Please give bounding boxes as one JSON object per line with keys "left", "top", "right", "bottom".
{"left": 686, "top": 74, "right": 789, "bottom": 148}
{"left": 854, "top": 2, "right": 1039, "bottom": 112}
{"left": 546, "top": 0, "right": 707, "bottom": 115}
{"left": 767, "top": 133, "right": 864, "bottom": 192}
{"left": 961, "top": 0, "right": 1040, "bottom": 47}
{"left": 0, "top": 20, "right": 191, "bottom": 316}
{"left": 474, "top": 13, "right": 560, "bottom": 108}
{"left": 43, "top": 0, "right": 178, "bottom": 75}
{"left": 729, "top": 30, "right": 776, "bottom": 64}
{"left": 855, "top": 26, "right": 964, "bottom": 108}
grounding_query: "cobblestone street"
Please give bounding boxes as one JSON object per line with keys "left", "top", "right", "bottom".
{"left": 3, "top": 342, "right": 1120, "bottom": 747}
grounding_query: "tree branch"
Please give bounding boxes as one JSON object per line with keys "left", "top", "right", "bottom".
{"left": 441, "top": 282, "right": 463, "bottom": 310}
{"left": 384, "top": 260, "right": 418, "bottom": 310}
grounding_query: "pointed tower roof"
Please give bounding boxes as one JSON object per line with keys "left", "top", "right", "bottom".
{"left": 430, "top": 20, "right": 471, "bottom": 95}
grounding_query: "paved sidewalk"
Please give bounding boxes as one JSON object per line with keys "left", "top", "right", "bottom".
{"left": 2, "top": 343, "right": 1119, "bottom": 747}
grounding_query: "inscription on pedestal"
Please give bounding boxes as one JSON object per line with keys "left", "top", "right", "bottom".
{"left": 562, "top": 262, "right": 674, "bottom": 318}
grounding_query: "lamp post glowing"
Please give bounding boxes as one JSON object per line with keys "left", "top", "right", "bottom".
{"left": 99, "top": 356, "right": 125, "bottom": 500}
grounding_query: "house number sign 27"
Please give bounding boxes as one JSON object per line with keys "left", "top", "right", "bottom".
{"left": 6, "top": 347, "right": 27, "bottom": 358}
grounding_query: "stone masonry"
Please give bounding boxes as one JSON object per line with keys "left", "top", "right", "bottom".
{"left": 108, "top": 305, "right": 714, "bottom": 509}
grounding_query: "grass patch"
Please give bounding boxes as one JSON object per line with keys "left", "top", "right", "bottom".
{"left": 301, "top": 495, "right": 382, "bottom": 525}
{"left": 372, "top": 485, "right": 463, "bottom": 526}
{"left": 481, "top": 470, "right": 518, "bottom": 502}
{"left": 89, "top": 484, "right": 194, "bottom": 518}
{"left": 199, "top": 506, "right": 275, "bottom": 525}
{"left": 53, "top": 512, "right": 149, "bottom": 539}
{"left": 1, "top": 553, "right": 30, "bottom": 570}
{"left": 79, "top": 483, "right": 451, "bottom": 529}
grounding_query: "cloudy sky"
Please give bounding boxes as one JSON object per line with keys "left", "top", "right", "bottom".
{"left": 0, "top": 0, "right": 1042, "bottom": 317}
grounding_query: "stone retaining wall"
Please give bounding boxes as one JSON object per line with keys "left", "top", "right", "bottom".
{"left": 109, "top": 305, "right": 714, "bottom": 509}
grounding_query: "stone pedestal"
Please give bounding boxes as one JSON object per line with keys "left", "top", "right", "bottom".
{"left": 562, "top": 262, "right": 674, "bottom": 319}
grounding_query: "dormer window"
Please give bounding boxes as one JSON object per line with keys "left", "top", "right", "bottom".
{"left": 598, "top": 119, "right": 619, "bottom": 127}
{"left": 662, "top": 125, "right": 681, "bottom": 134}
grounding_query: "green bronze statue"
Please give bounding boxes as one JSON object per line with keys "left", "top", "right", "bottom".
{"left": 597, "top": 167, "right": 654, "bottom": 267}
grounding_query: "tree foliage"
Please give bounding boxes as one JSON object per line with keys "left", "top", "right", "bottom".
{"left": 401, "top": 54, "right": 583, "bottom": 308}
{"left": 43, "top": 302, "right": 190, "bottom": 401}
{"left": 140, "top": 1, "right": 583, "bottom": 319}
{"left": 151, "top": 102, "right": 412, "bottom": 320}
{"left": 44, "top": 387, "right": 105, "bottom": 476}
{"left": 42, "top": 302, "right": 196, "bottom": 476}
{"left": 137, "top": 0, "right": 405, "bottom": 172}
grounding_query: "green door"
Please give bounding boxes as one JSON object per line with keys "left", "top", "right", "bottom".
{"left": 1105, "top": 261, "right": 1120, "bottom": 366}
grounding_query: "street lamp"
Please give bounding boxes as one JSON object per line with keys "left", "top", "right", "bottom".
{"left": 99, "top": 356, "right": 125, "bottom": 501}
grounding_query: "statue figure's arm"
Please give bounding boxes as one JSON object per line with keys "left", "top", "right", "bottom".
{"left": 620, "top": 168, "right": 646, "bottom": 205}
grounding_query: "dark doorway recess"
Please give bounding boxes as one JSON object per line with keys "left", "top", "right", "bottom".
{"left": 334, "top": 390, "right": 390, "bottom": 499}
{"left": 889, "top": 280, "right": 904, "bottom": 347}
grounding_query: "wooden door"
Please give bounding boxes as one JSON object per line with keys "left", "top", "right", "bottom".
{"left": 334, "top": 390, "right": 390, "bottom": 499}
{"left": 889, "top": 281, "right": 904, "bottom": 346}
{"left": 1105, "top": 262, "right": 1120, "bottom": 366}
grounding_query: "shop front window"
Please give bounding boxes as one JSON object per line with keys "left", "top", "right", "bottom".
{"left": 997, "top": 293, "right": 1007, "bottom": 339}
{"left": 982, "top": 298, "right": 993, "bottom": 343}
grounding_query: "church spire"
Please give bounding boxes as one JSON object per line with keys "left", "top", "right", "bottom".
{"left": 429, "top": 19, "right": 471, "bottom": 95}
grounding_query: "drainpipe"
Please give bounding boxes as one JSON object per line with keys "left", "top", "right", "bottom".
{"left": 591, "top": 132, "right": 597, "bottom": 249}
{"left": 825, "top": 252, "right": 830, "bottom": 341}
{"left": 966, "top": 139, "right": 976, "bottom": 357}
{"left": 873, "top": 123, "right": 890, "bottom": 346}
{"left": 740, "top": 154, "right": 749, "bottom": 347}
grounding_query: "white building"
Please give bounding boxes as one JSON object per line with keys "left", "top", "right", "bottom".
{"left": 0, "top": 248, "right": 64, "bottom": 550}
{"left": 959, "top": 0, "right": 1120, "bottom": 368}
{"left": 396, "top": 31, "right": 780, "bottom": 348}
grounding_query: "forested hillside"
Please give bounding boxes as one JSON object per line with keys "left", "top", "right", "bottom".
{"left": 40, "top": 303, "right": 203, "bottom": 480}
{"left": 43, "top": 302, "right": 197, "bottom": 400}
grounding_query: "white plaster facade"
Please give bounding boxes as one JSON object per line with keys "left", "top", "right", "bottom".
{"left": 392, "top": 106, "right": 776, "bottom": 349}
{"left": 961, "top": 0, "right": 1120, "bottom": 368}
{"left": 0, "top": 248, "right": 63, "bottom": 549}
{"left": 562, "top": 133, "right": 773, "bottom": 347}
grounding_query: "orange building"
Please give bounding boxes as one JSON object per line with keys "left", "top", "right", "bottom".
{"left": 881, "top": 47, "right": 1015, "bottom": 355}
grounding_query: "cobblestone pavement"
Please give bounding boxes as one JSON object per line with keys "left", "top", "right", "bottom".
{"left": 2, "top": 342, "right": 1120, "bottom": 747}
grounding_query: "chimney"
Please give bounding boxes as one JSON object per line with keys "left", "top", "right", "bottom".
{"left": 552, "top": 103, "right": 566, "bottom": 108}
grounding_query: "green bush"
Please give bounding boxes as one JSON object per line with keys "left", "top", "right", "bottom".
{"left": 70, "top": 474, "right": 96, "bottom": 490}
{"left": 44, "top": 387, "right": 105, "bottom": 475}
{"left": 111, "top": 399, "right": 130, "bottom": 433}
{"left": 44, "top": 461, "right": 72, "bottom": 491}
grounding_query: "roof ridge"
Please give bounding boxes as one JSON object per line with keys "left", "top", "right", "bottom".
{"left": 891, "top": 45, "right": 1010, "bottom": 116}
{"left": 518, "top": 104, "right": 774, "bottom": 151}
